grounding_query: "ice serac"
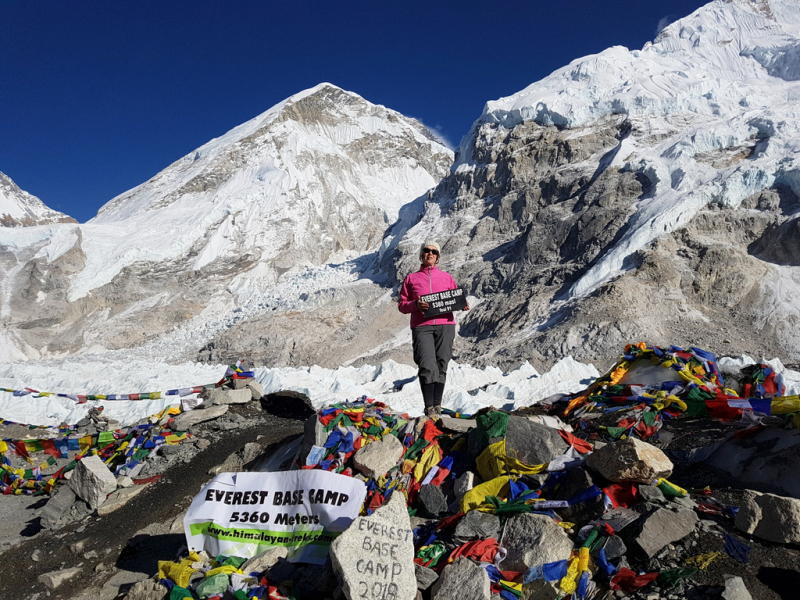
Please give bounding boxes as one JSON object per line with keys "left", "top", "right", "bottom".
{"left": 0, "top": 171, "right": 76, "bottom": 227}
{"left": 388, "top": 0, "right": 800, "bottom": 370}
{"left": 0, "top": 84, "right": 452, "bottom": 361}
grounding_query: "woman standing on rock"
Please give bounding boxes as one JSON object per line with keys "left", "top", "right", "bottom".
{"left": 398, "top": 240, "right": 469, "bottom": 418}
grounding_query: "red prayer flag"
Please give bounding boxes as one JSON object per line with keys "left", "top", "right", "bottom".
{"left": 558, "top": 429, "right": 593, "bottom": 454}
{"left": 604, "top": 482, "right": 638, "bottom": 508}
{"left": 610, "top": 567, "right": 658, "bottom": 591}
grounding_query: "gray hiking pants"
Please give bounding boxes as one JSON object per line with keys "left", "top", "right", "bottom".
{"left": 412, "top": 325, "right": 455, "bottom": 385}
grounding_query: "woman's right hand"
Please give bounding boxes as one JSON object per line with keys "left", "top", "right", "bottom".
{"left": 416, "top": 299, "right": 429, "bottom": 313}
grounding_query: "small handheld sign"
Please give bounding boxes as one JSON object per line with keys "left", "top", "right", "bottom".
{"left": 418, "top": 287, "right": 467, "bottom": 317}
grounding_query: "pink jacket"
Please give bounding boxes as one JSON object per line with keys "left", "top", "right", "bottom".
{"left": 398, "top": 265, "right": 458, "bottom": 328}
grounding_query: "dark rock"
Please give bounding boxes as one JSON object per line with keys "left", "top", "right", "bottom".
{"left": 602, "top": 535, "right": 627, "bottom": 560}
{"left": 550, "top": 468, "right": 604, "bottom": 525}
{"left": 415, "top": 563, "right": 438, "bottom": 590}
{"left": 639, "top": 485, "right": 667, "bottom": 504}
{"left": 454, "top": 511, "right": 501, "bottom": 542}
{"left": 505, "top": 416, "right": 569, "bottom": 465}
{"left": 294, "top": 562, "right": 337, "bottom": 600}
{"left": 622, "top": 507, "right": 698, "bottom": 560}
{"left": 419, "top": 484, "right": 448, "bottom": 518}
{"left": 267, "top": 558, "right": 302, "bottom": 584}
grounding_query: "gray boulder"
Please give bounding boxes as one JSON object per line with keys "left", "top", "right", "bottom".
{"left": 734, "top": 489, "right": 800, "bottom": 544}
{"left": 353, "top": 434, "right": 404, "bottom": 478}
{"left": 622, "top": 506, "right": 698, "bottom": 560}
{"left": 415, "top": 564, "right": 439, "bottom": 591}
{"left": 505, "top": 416, "right": 569, "bottom": 465}
{"left": 419, "top": 484, "right": 449, "bottom": 518}
{"left": 247, "top": 380, "right": 265, "bottom": 400}
{"left": 41, "top": 485, "right": 77, "bottom": 529}
{"left": 68, "top": 455, "right": 118, "bottom": 509}
{"left": 500, "top": 513, "right": 574, "bottom": 571}
{"left": 454, "top": 511, "right": 501, "bottom": 542}
{"left": 431, "top": 557, "right": 491, "bottom": 600}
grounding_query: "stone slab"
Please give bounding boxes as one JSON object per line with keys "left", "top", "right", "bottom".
{"left": 41, "top": 485, "right": 77, "bottom": 529}
{"left": 623, "top": 507, "right": 698, "bottom": 560}
{"left": 98, "top": 484, "right": 149, "bottom": 516}
{"left": 38, "top": 567, "right": 81, "bottom": 590}
{"left": 209, "top": 388, "right": 253, "bottom": 405}
{"left": 431, "top": 556, "right": 491, "bottom": 600}
{"left": 172, "top": 405, "right": 229, "bottom": 430}
{"left": 438, "top": 416, "right": 477, "bottom": 433}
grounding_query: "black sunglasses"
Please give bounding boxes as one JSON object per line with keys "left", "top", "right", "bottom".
{"left": 422, "top": 248, "right": 439, "bottom": 255}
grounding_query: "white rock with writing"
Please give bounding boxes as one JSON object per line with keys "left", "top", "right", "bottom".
{"left": 331, "top": 493, "right": 416, "bottom": 600}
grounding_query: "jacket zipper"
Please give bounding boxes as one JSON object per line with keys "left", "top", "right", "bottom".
{"left": 427, "top": 266, "right": 437, "bottom": 325}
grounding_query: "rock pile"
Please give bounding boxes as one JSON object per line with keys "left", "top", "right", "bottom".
{"left": 154, "top": 395, "right": 790, "bottom": 600}
{"left": 17, "top": 345, "right": 800, "bottom": 599}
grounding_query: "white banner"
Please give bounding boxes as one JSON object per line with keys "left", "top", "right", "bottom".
{"left": 184, "top": 470, "right": 367, "bottom": 564}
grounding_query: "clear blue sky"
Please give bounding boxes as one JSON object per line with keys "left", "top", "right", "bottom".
{"left": 1, "top": 0, "right": 707, "bottom": 223}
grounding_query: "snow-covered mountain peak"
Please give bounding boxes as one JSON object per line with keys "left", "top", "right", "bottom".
{"left": 458, "top": 0, "right": 800, "bottom": 144}
{"left": 57, "top": 84, "right": 452, "bottom": 300}
{"left": 0, "top": 171, "right": 76, "bottom": 227}
{"left": 0, "top": 84, "right": 453, "bottom": 362}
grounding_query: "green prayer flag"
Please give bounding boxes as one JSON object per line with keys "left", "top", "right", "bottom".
{"left": 169, "top": 585, "right": 194, "bottom": 600}
{"left": 657, "top": 567, "right": 697, "bottom": 588}
{"left": 606, "top": 427, "right": 626, "bottom": 439}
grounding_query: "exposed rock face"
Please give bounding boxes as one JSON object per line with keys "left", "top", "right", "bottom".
{"left": 381, "top": 0, "right": 800, "bottom": 371}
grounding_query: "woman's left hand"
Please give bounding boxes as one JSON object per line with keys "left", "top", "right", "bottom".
{"left": 463, "top": 303, "right": 470, "bottom": 311}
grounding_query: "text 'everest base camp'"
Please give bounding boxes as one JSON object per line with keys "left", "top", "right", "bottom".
{"left": 3, "top": 1, "right": 800, "bottom": 600}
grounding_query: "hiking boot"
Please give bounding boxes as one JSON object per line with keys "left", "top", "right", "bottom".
{"left": 424, "top": 406, "right": 436, "bottom": 418}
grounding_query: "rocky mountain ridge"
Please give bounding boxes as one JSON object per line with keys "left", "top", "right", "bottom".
{"left": 380, "top": 0, "right": 800, "bottom": 370}
{"left": 0, "top": 171, "right": 75, "bottom": 227}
